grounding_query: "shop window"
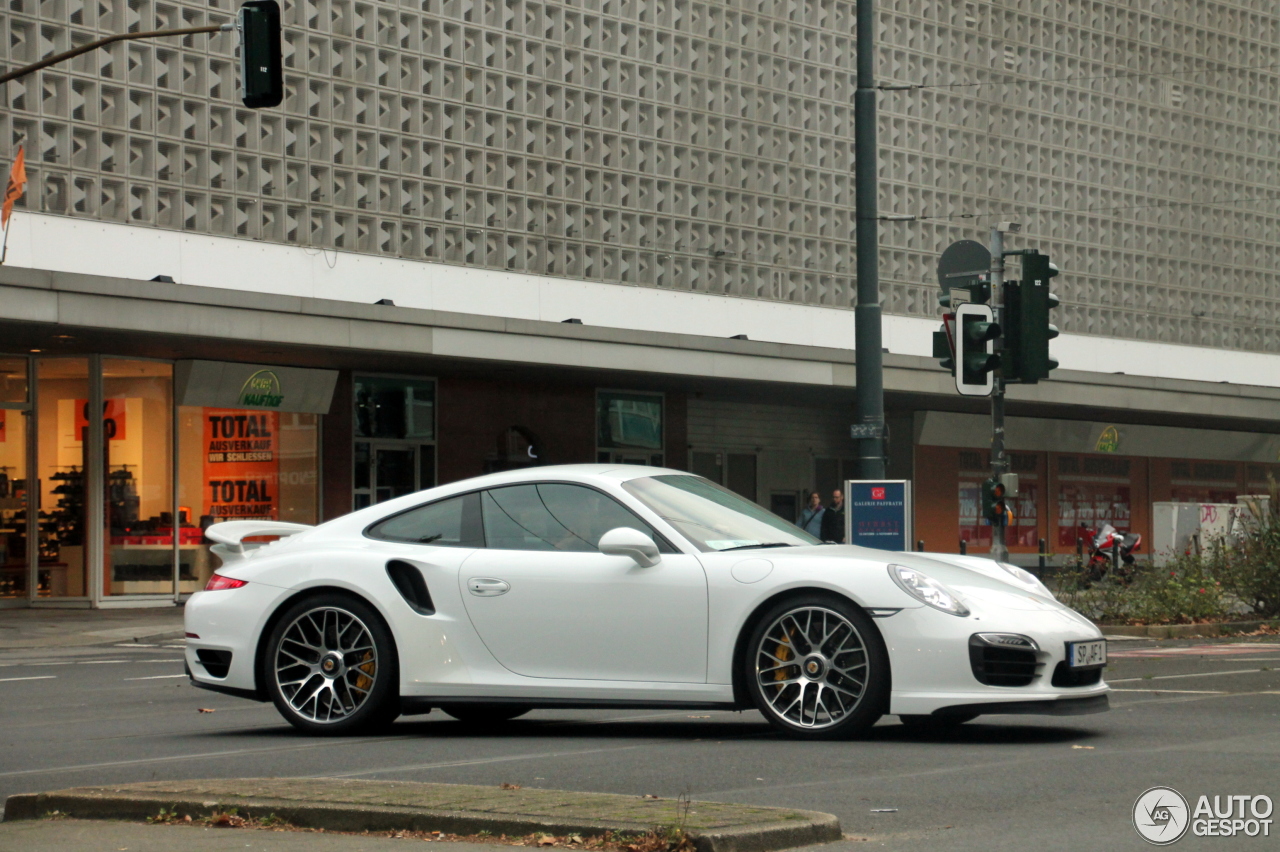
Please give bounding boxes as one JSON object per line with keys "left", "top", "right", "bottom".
{"left": 33, "top": 359, "right": 91, "bottom": 598}
{"left": 352, "top": 375, "right": 437, "bottom": 509}
{"left": 1055, "top": 455, "right": 1133, "bottom": 548}
{"left": 0, "top": 358, "right": 29, "bottom": 598}
{"left": 180, "top": 405, "right": 320, "bottom": 590}
{"left": 103, "top": 359, "right": 175, "bottom": 596}
{"left": 596, "top": 390, "right": 663, "bottom": 466}
{"left": 355, "top": 376, "right": 435, "bottom": 440}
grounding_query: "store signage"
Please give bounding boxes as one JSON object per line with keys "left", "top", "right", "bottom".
{"left": 1096, "top": 425, "right": 1120, "bottom": 453}
{"left": 238, "top": 369, "right": 284, "bottom": 408}
{"left": 176, "top": 360, "right": 337, "bottom": 414}
{"left": 844, "top": 479, "right": 913, "bottom": 552}
{"left": 204, "top": 408, "right": 279, "bottom": 520}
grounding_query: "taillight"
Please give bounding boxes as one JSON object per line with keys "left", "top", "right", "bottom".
{"left": 205, "top": 573, "right": 248, "bottom": 591}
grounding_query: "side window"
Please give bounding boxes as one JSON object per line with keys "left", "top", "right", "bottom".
{"left": 367, "top": 492, "right": 483, "bottom": 546}
{"left": 481, "top": 483, "right": 669, "bottom": 552}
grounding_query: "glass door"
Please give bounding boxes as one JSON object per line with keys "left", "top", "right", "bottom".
{"left": 354, "top": 440, "right": 435, "bottom": 508}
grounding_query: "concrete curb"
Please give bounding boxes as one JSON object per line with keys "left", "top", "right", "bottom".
{"left": 2, "top": 781, "right": 841, "bottom": 852}
{"left": 1099, "top": 619, "right": 1279, "bottom": 639}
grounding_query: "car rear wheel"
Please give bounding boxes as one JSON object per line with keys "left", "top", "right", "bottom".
{"left": 745, "top": 594, "right": 889, "bottom": 739}
{"left": 266, "top": 593, "right": 399, "bottom": 735}
{"left": 439, "top": 704, "right": 532, "bottom": 724}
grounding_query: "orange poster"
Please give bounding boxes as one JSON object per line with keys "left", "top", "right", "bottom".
{"left": 74, "top": 399, "right": 127, "bottom": 442}
{"left": 203, "top": 408, "right": 279, "bottom": 520}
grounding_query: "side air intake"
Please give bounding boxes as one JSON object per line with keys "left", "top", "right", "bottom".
{"left": 386, "top": 560, "right": 435, "bottom": 615}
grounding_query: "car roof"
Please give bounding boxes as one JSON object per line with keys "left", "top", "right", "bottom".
{"left": 320, "top": 464, "right": 691, "bottom": 534}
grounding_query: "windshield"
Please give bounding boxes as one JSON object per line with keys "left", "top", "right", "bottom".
{"left": 622, "top": 474, "right": 820, "bottom": 552}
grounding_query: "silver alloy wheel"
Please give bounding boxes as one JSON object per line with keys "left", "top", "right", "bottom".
{"left": 754, "top": 605, "right": 869, "bottom": 730}
{"left": 273, "top": 606, "right": 379, "bottom": 724}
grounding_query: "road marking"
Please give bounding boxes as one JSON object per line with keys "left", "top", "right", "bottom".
{"left": 1110, "top": 668, "right": 1267, "bottom": 683}
{"left": 124, "top": 674, "right": 187, "bottom": 681}
{"left": 1110, "top": 643, "right": 1280, "bottom": 659}
{"left": 114, "top": 643, "right": 157, "bottom": 648}
{"left": 327, "top": 744, "right": 654, "bottom": 779}
{"left": 0, "top": 735, "right": 406, "bottom": 779}
{"left": 76, "top": 660, "right": 130, "bottom": 665}
{"left": 0, "top": 675, "right": 56, "bottom": 683}
{"left": 1110, "top": 688, "right": 1225, "bottom": 694}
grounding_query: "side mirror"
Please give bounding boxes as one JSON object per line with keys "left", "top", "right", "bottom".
{"left": 599, "top": 527, "right": 661, "bottom": 567}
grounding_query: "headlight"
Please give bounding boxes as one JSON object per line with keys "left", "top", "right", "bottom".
{"left": 998, "top": 562, "right": 1055, "bottom": 600}
{"left": 888, "top": 564, "right": 970, "bottom": 617}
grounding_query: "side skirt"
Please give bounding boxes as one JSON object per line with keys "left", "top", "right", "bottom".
{"left": 400, "top": 697, "right": 746, "bottom": 717}
{"left": 931, "top": 694, "right": 1109, "bottom": 718}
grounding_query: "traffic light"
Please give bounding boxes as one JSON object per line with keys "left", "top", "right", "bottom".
{"left": 955, "top": 303, "right": 1000, "bottom": 396}
{"left": 932, "top": 325, "right": 954, "bottom": 374}
{"left": 238, "top": 1, "right": 283, "bottom": 109}
{"left": 981, "top": 478, "right": 1008, "bottom": 527}
{"left": 1003, "top": 250, "right": 1060, "bottom": 383}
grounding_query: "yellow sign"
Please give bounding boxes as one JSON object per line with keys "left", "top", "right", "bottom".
{"left": 1095, "top": 426, "right": 1120, "bottom": 453}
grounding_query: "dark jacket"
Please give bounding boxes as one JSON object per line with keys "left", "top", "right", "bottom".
{"left": 820, "top": 502, "right": 845, "bottom": 543}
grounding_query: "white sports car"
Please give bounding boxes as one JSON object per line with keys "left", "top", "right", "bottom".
{"left": 185, "top": 464, "right": 1109, "bottom": 738}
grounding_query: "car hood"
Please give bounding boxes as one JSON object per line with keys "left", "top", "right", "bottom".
{"left": 760, "top": 544, "right": 1070, "bottom": 613}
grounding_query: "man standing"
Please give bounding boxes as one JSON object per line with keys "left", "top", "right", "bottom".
{"left": 821, "top": 488, "right": 845, "bottom": 543}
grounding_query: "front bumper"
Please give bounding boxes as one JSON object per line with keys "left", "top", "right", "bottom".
{"left": 879, "top": 600, "right": 1111, "bottom": 717}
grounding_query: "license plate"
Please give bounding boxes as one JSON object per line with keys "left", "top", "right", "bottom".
{"left": 1067, "top": 639, "right": 1107, "bottom": 668}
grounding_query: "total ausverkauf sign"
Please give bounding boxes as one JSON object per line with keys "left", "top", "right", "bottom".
{"left": 844, "top": 479, "right": 913, "bottom": 552}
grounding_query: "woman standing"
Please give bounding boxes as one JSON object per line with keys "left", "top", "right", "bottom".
{"left": 797, "top": 491, "right": 825, "bottom": 538}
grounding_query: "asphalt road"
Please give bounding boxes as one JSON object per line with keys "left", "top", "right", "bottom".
{"left": 1, "top": 636, "right": 1278, "bottom": 851}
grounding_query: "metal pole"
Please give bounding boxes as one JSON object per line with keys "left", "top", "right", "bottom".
{"left": 0, "top": 25, "right": 229, "bottom": 86}
{"left": 989, "top": 227, "right": 1009, "bottom": 563}
{"left": 853, "top": 0, "right": 885, "bottom": 478}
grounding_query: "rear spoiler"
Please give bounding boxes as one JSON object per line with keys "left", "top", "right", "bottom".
{"left": 206, "top": 520, "right": 314, "bottom": 563}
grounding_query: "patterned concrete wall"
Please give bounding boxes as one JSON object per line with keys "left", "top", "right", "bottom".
{"left": 2, "top": 0, "right": 1277, "bottom": 352}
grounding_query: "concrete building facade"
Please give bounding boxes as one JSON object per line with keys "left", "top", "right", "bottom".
{"left": 1, "top": 0, "right": 1279, "bottom": 605}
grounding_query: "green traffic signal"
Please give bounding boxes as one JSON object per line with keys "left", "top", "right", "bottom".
{"left": 1003, "top": 250, "right": 1061, "bottom": 384}
{"left": 238, "top": 1, "right": 283, "bottom": 109}
{"left": 957, "top": 307, "right": 1000, "bottom": 392}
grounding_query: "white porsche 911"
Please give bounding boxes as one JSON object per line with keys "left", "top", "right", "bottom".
{"left": 185, "top": 464, "right": 1109, "bottom": 739}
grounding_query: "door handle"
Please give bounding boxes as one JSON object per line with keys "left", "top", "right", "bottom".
{"left": 467, "top": 577, "right": 511, "bottom": 596}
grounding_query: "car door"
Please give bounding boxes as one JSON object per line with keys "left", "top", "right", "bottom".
{"left": 459, "top": 482, "right": 709, "bottom": 683}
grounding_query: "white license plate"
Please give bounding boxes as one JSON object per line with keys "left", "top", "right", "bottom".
{"left": 1067, "top": 639, "right": 1107, "bottom": 668}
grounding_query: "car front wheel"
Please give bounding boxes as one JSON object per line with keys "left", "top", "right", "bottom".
{"left": 266, "top": 594, "right": 399, "bottom": 735}
{"left": 745, "top": 595, "right": 889, "bottom": 739}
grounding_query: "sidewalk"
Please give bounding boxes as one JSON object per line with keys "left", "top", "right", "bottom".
{"left": 0, "top": 605, "right": 186, "bottom": 650}
{"left": 3, "top": 779, "right": 841, "bottom": 852}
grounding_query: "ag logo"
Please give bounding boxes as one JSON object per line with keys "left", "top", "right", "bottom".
{"left": 1133, "top": 786, "right": 1190, "bottom": 845}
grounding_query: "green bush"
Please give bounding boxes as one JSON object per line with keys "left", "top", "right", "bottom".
{"left": 1204, "top": 480, "right": 1280, "bottom": 619}
{"left": 1053, "top": 555, "right": 1231, "bottom": 625}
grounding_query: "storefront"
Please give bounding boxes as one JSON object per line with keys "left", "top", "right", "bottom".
{"left": 0, "top": 356, "right": 334, "bottom": 606}
{"left": 913, "top": 411, "right": 1280, "bottom": 561}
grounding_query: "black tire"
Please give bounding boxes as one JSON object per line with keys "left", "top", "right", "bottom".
{"left": 439, "top": 704, "right": 532, "bottom": 724}
{"left": 899, "top": 712, "right": 979, "bottom": 731}
{"left": 265, "top": 593, "right": 400, "bottom": 735}
{"left": 744, "top": 593, "right": 889, "bottom": 739}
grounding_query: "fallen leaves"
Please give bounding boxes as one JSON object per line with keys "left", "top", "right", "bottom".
{"left": 196, "top": 708, "right": 215, "bottom": 714}
{"left": 500, "top": 782, "right": 523, "bottom": 790}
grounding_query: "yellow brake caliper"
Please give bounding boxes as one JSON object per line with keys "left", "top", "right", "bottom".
{"left": 355, "top": 652, "right": 375, "bottom": 692}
